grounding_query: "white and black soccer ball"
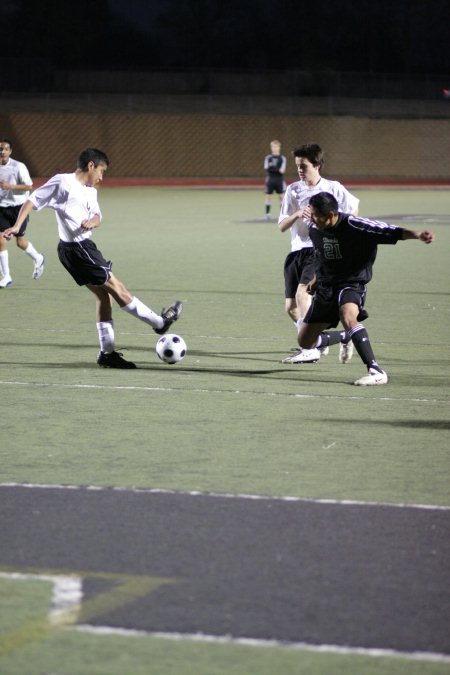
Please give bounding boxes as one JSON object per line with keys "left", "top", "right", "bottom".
{"left": 156, "top": 333, "right": 187, "bottom": 364}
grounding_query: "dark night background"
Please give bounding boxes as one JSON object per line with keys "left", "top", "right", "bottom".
{"left": 1, "top": 0, "right": 449, "bottom": 76}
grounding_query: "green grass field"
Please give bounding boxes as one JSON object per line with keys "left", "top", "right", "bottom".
{"left": 1, "top": 187, "right": 449, "bottom": 674}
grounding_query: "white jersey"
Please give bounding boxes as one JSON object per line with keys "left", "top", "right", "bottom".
{"left": 0, "top": 158, "right": 33, "bottom": 207}
{"left": 29, "top": 172, "right": 102, "bottom": 244}
{"left": 278, "top": 176, "right": 359, "bottom": 252}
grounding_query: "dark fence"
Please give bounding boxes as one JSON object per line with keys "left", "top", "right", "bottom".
{"left": 2, "top": 60, "right": 449, "bottom": 102}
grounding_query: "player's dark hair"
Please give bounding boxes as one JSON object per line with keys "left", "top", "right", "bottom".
{"left": 77, "top": 148, "right": 110, "bottom": 170}
{"left": 0, "top": 138, "right": 13, "bottom": 148}
{"left": 293, "top": 143, "right": 324, "bottom": 169}
{"left": 309, "top": 191, "right": 339, "bottom": 216}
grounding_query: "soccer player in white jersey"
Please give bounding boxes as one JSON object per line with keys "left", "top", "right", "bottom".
{"left": 3, "top": 148, "right": 182, "bottom": 369}
{"left": 0, "top": 138, "right": 45, "bottom": 287}
{"left": 278, "top": 143, "right": 359, "bottom": 364}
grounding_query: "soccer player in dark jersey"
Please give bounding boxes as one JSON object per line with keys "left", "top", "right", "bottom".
{"left": 297, "top": 191, "right": 434, "bottom": 386}
{"left": 263, "top": 140, "right": 286, "bottom": 220}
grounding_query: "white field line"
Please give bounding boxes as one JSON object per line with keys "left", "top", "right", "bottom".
{"left": 1, "top": 572, "right": 449, "bottom": 664}
{"left": 0, "top": 327, "right": 278, "bottom": 338}
{"left": 0, "top": 571, "right": 82, "bottom": 625}
{"left": 1, "top": 326, "right": 449, "bottom": 345}
{"left": 0, "top": 379, "right": 448, "bottom": 404}
{"left": 74, "top": 625, "right": 450, "bottom": 664}
{"left": 1, "top": 482, "right": 449, "bottom": 511}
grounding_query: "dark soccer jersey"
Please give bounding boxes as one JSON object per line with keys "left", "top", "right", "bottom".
{"left": 264, "top": 154, "right": 286, "bottom": 175}
{"left": 309, "top": 214, "right": 403, "bottom": 285}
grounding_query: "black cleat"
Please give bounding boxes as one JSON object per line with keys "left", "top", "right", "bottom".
{"left": 97, "top": 350, "right": 137, "bottom": 369}
{"left": 154, "top": 300, "right": 183, "bottom": 335}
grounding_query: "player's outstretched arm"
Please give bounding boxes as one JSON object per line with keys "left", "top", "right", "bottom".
{"left": 401, "top": 229, "right": 435, "bottom": 244}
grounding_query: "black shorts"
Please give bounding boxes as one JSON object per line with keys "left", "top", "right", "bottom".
{"left": 283, "top": 248, "right": 316, "bottom": 298}
{"left": 0, "top": 205, "right": 29, "bottom": 237}
{"left": 304, "top": 283, "right": 369, "bottom": 328}
{"left": 265, "top": 175, "right": 286, "bottom": 195}
{"left": 57, "top": 239, "right": 112, "bottom": 286}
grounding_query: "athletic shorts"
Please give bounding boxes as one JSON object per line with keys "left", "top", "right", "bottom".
{"left": 57, "top": 239, "right": 112, "bottom": 286}
{"left": 283, "top": 248, "right": 316, "bottom": 298}
{"left": 265, "top": 175, "right": 286, "bottom": 195}
{"left": 0, "top": 205, "right": 29, "bottom": 237}
{"left": 304, "top": 282, "right": 369, "bottom": 328}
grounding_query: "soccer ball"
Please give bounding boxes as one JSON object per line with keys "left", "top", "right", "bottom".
{"left": 156, "top": 333, "right": 187, "bottom": 364}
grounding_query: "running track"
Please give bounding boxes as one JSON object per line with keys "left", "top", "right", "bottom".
{"left": 1, "top": 484, "right": 449, "bottom": 658}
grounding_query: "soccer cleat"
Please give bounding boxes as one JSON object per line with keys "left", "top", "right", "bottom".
{"left": 154, "top": 300, "right": 183, "bottom": 335}
{"left": 282, "top": 348, "right": 321, "bottom": 364}
{"left": 282, "top": 350, "right": 302, "bottom": 363}
{"left": 291, "top": 344, "right": 328, "bottom": 356}
{"left": 339, "top": 340, "right": 354, "bottom": 364}
{"left": 354, "top": 368, "right": 388, "bottom": 386}
{"left": 97, "top": 350, "right": 137, "bottom": 369}
{"left": 0, "top": 275, "right": 13, "bottom": 288}
{"left": 33, "top": 254, "right": 45, "bottom": 279}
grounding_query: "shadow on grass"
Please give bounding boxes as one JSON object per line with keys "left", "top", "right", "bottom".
{"left": 1, "top": 342, "right": 303, "bottom": 364}
{"left": 325, "top": 418, "right": 450, "bottom": 430}
{"left": 3, "top": 357, "right": 355, "bottom": 386}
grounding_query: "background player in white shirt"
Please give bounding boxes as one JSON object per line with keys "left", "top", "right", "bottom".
{"left": 278, "top": 143, "right": 359, "bottom": 364}
{"left": 3, "top": 148, "right": 182, "bottom": 368}
{"left": 0, "top": 138, "right": 45, "bottom": 288}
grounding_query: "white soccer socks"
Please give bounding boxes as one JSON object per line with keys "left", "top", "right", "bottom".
{"left": 24, "top": 242, "right": 42, "bottom": 263}
{"left": 96, "top": 320, "right": 115, "bottom": 355}
{"left": 121, "top": 296, "right": 164, "bottom": 330}
{"left": 0, "top": 250, "right": 10, "bottom": 277}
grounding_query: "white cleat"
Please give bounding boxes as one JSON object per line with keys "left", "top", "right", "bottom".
{"left": 0, "top": 275, "right": 13, "bottom": 288}
{"left": 33, "top": 254, "right": 45, "bottom": 279}
{"left": 282, "top": 348, "right": 321, "bottom": 364}
{"left": 354, "top": 368, "right": 388, "bottom": 386}
{"left": 339, "top": 340, "right": 354, "bottom": 363}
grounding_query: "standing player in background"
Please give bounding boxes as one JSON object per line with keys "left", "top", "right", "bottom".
{"left": 264, "top": 140, "right": 286, "bottom": 220}
{"left": 3, "top": 148, "right": 182, "bottom": 369}
{"left": 0, "top": 138, "right": 45, "bottom": 288}
{"left": 278, "top": 143, "right": 359, "bottom": 364}
{"left": 298, "top": 191, "right": 434, "bottom": 385}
